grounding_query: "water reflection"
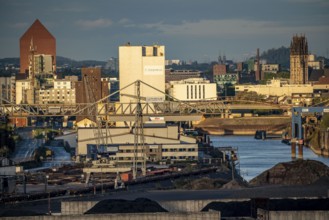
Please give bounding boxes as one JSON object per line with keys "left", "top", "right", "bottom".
{"left": 210, "top": 136, "right": 329, "bottom": 181}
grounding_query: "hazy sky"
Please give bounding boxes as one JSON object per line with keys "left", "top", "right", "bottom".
{"left": 0, "top": 0, "right": 328, "bottom": 62}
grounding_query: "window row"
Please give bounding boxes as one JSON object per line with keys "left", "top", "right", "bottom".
{"left": 186, "top": 85, "right": 206, "bottom": 99}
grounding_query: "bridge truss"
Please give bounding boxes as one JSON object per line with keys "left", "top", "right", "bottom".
{"left": 0, "top": 80, "right": 232, "bottom": 120}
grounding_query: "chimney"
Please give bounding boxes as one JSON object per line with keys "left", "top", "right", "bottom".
{"left": 256, "top": 48, "right": 261, "bottom": 81}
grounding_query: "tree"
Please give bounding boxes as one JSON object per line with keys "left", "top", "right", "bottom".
{"left": 320, "top": 113, "right": 329, "bottom": 130}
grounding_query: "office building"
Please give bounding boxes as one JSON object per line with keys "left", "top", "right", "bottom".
{"left": 235, "top": 79, "right": 313, "bottom": 97}
{"left": 75, "top": 67, "right": 109, "bottom": 122}
{"left": 308, "top": 54, "right": 324, "bottom": 70}
{"left": 0, "top": 76, "right": 15, "bottom": 104}
{"left": 213, "top": 64, "right": 227, "bottom": 75}
{"left": 15, "top": 79, "right": 31, "bottom": 104}
{"left": 262, "top": 64, "right": 280, "bottom": 74}
{"left": 37, "top": 77, "right": 78, "bottom": 104}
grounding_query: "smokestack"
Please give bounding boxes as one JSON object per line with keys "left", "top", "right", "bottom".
{"left": 256, "top": 48, "right": 261, "bottom": 81}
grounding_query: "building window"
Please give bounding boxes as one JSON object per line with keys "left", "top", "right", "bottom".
{"left": 191, "top": 85, "right": 193, "bottom": 99}
{"left": 195, "top": 85, "right": 197, "bottom": 99}
{"left": 153, "top": 47, "right": 157, "bottom": 56}
{"left": 187, "top": 85, "right": 189, "bottom": 99}
{"left": 203, "top": 85, "right": 205, "bottom": 99}
{"left": 199, "top": 85, "right": 201, "bottom": 99}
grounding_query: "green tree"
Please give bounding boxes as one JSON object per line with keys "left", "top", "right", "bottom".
{"left": 320, "top": 113, "right": 329, "bottom": 130}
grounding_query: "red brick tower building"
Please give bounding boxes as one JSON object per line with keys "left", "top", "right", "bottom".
{"left": 75, "top": 67, "right": 109, "bottom": 122}
{"left": 19, "top": 19, "right": 56, "bottom": 74}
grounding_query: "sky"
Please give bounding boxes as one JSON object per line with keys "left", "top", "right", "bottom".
{"left": 0, "top": 0, "right": 328, "bottom": 62}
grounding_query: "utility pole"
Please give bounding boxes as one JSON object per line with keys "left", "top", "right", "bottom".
{"left": 133, "top": 81, "right": 146, "bottom": 179}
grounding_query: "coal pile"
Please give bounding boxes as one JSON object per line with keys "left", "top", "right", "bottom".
{"left": 249, "top": 159, "right": 329, "bottom": 186}
{"left": 85, "top": 198, "right": 168, "bottom": 214}
{"left": 202, "top": 201, "right": 251, "bottom": 217}
{"left": 202, "top": 198, "right": 329, "bottom": 218}
{"left": 221, "top": 179, "right": 249, "bottom": 189}
{"left": 0, "top": 208, "right": 44, "bottom": 217}
{"left": 258, "top": 198, "right": 329, "bottom": 211}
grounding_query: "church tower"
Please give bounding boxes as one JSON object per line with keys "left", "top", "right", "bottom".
{"left": 290, "top": 35, "right": 308, "bottom": 84}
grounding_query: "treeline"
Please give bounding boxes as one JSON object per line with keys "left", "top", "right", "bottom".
{"left": 0, "top": 56, "right": 107, "bottom": 70}
{"left": 261, "top": 46, "right": 290, "bottom": 69}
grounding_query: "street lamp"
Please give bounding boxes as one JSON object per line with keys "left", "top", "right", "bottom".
{"left": 45, "top": 174, "right": 49, "bottom": 192}
{"left": 101, "top": 168, "right": 104, "bottom": 194}
{"left": 81, "top": 174, "right": 85, "bottom": 184}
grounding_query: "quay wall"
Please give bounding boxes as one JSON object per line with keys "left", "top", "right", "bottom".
{"left": 159, "top": 198, "right": 249, "bottom": 212}
{"left": 0, "top": 212, "right": 220, "bottom": 220}
{"left": 61, "top": 199, "right": 247, "bottom": 215}
{"left": 61, "top": 201, "right": 98, "bottom": 215}
{"left": 258, "top": 209, "right": 329, "bottom": 220}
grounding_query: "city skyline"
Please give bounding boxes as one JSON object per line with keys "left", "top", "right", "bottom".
{"left": 0, "top": 0, "right": 329, "bottom": 62}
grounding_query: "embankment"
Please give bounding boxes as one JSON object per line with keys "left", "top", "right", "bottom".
{"left": 195, "top": 116, "right": 290, "bottom": 135}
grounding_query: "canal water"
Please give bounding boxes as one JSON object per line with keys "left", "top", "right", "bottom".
{"left": 210, "top": 135, "right": 329, "bottom": 181}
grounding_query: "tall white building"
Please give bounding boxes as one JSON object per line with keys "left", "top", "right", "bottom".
{"left": 119, "top": 44, "right": 165, "bottom": 103}
{"left": 0, "top": 76, "right": 15, "bottom": 104}
{"left": 168, "top": 78, "right": 217, "bottom": 101}
{"left": 38, "top": 77, "right": 78, "bottom": 104}
{"left": 15, "top": 79, "right": 31, "bottom": 104}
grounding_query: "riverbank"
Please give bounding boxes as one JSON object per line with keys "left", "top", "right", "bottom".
{"left": 209, "top": 136, "right": 329, "bottom": 181}
{"left": 308, "top": 143, "right": 329, "bottom": 157}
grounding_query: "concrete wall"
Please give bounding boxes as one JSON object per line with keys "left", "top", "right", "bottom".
{"left": 258, "top": 209, "right": 329, "bottom": 220}
{"left": 61, "top": 201, "right": 98, "bottom": 215}
{"left": 159, "top": 199, "right": 249, "bottom": 212}
{"left": 160, "top": 200, "right": 212, "bottom": 212}
{"left": 61, "top": 199, "right": 245, "bottom": 215}
{"left": 0, "top": 212, "right": 220, "bottom": 220}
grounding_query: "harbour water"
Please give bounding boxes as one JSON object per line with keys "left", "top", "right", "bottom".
{"left": 210, "top": 135, "right": 329, "bottom": 181}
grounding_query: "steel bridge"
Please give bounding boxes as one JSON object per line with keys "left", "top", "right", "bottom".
{"left": 0, "top": 80, "right": 289, "bottom": 121}
{"left": 0, "top": 100, "right": 289, "bottom": 121}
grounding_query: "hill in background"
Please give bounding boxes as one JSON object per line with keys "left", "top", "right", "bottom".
{"left": 260, "top": 46, "right": 328, "bottom": 69}
{"left": 56, "top": 56, "right": 106, "bottom": 68}
{"left": 261, "top": 46, "right": 290, "bottom": 69}
{"left": 0, "top": 56, "right": 107, "bottom": 69}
